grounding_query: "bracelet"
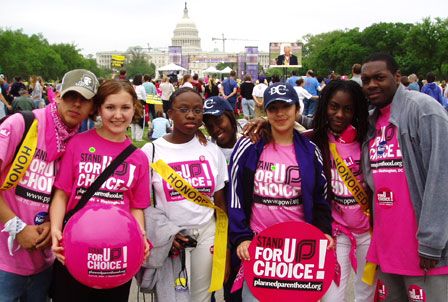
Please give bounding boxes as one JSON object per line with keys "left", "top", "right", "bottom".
{"left": 1, "top": 216, "right": 27, "bottom": 256}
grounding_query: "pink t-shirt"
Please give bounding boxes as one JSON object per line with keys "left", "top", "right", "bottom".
{"left": 250, "top": 143, "right": 304, "bottom": 234}
{"left": 329, "top": 134, "right": 369, "bottom": 234}
{"left": 54, "top": 129, "right": 150, "bottom": 213}
{"left": 367, "top": 104, "right": 448, "bottom": 276}
{"left": 0, "top": 109, "right": 55, "bottom": 275}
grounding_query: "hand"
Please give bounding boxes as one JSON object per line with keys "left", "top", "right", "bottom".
{"left": 143, "top": 238, "right": 151, "bottom": 261}
{"left": 419, "top": 255, "right": 439, "bottom": 271}
{"left": 35, "top": 221, "right": 51, "bottom": 250}
{"left": 324, "top": 234, "right": 335, "bottom": 250}
{"left": 236, "top": 240, "right": 251, "bottom": 261}
{"left": 224, "top": 248, "right": 231, "bottom": 283}
{"left": 171, "top": 233, "right": 190, "bottom": 253}
{"left": 243, "top": 118, "right": 267, "bottom": 143}
{"left": 16, "top": 225, "right": 40, "bottom": 251}
{"left": 51, "top": 229, "right": 65, "bottom": 265}
{"left": 6, "top": 104, "right": 12, "bottom": 111}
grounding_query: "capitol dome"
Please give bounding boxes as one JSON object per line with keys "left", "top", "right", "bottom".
{"left": 171, "top": 3, "right": 202, "bottom": 53}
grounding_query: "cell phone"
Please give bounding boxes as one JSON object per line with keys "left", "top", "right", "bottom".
{"left": 180, "top": 235, "right": 197, "bottom": 248}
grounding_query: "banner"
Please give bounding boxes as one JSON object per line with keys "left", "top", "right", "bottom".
{"left": 146, "top": 94, "right": 162, "bottom": 105}
{"left": 111, "top": 55, "right": 126, "bottom": 68}
{"left": 244, "top": 221, "right": 335, "bottom": 302}
{"left": 151, "top": 159, "right": 228, "bottom": 292}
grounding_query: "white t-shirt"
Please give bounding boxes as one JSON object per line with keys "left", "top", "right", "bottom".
{"left": 159, "top": 82, "right": 175, "bottom": 101}
{"left": 294, "top": 86, "right": 311, "bottom": 115}
{"left": 180, "top": 82, "right": 193, "bottom": 89}
{"left": 141, "top": 136, "right": 228, "bottom": 228}
{"left": 134, "top": 85, "right": 147, "bottom": 101}
{"left": 252, "top": 83, "right": 268, "bottom": 98}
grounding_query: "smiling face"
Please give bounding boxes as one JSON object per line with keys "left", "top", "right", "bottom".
{"left": 266, "top": 101, "right": 297, "bottom": 137}
{"left": 326, "top": 90, "right": 355, "bottom": 135}
{"left": 361, "top": 60, "right": 400, "bottom": 108}
{"left": 97, "top": 90, "right": 134, "bottom": 141}
{"left": 168, "top": 91, "right": 204, "bottom": 140}
{"left": 203, "top": 112, "right": 236, "bottom": 148}
{"left": 56, "top": 91, "right": 94, "bottom": 128}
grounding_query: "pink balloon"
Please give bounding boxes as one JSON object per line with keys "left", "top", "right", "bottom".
{"left": 63, "top": 204, "right": 144, "bottom": 289}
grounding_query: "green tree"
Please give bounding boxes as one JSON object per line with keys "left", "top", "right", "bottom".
{"left": 0, "top": 28, "right": 109, "bottom": 81}
{"left": 125, "top": 47, "right": 155, "bottom": 79}
{"left": 402, "top": 18, "right": 448, "bottom": 78}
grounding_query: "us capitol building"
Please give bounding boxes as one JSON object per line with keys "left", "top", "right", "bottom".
{"left": 95, "top": 3, "right": 269, "bottom": 79}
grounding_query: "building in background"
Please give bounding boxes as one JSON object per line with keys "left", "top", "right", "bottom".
{"left": 96, "top": 3, "right": 270, "bottom": 80}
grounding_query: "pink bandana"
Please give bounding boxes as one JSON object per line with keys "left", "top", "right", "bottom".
{"left": 45, "top": 102, "right": 80, "bottom": 162}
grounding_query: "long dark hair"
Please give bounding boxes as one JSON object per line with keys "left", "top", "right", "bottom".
{"left": 312, "top": 80, "right": 369, "bottom": 196}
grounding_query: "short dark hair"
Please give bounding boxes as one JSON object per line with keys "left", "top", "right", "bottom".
{"left": 426, "top": 72, "right": 436, "bottom": 83}
{"left": 291, "top": 70, "right": 298, "bottom": 76}
{"left": 230, "top": 71, "right": 236, "bottom": 77}
{"left": 296, "top": 78, "right": 305, "bottom": 86}
{"left": 363, "top": 53, "right": 399, "bottom": 74}
{"left": 143, "top": 74, "right": 152, "bottom": 82}
{"left": 133, "top": 75, "right": 143, "bottom": 86}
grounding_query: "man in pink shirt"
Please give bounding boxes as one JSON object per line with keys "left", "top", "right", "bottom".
{"left": 0, "top": 69, "right": 99, "bottom": 301}
{"left": 361, "top": 53, "right": 448, "bottom": 301}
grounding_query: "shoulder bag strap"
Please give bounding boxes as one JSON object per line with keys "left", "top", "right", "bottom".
{"left": 64, "top": 143, "right": 137, "bottom": 224}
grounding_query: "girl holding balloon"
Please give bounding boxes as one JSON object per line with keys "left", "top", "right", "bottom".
{"left": 49, "top": 79, "right": 150, "bottom": 302}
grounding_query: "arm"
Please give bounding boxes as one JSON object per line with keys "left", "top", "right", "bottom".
{"left": 0, "top": 93, "right": 11, "bottom": 111}
{"left": 213, "top": 188, "right": 227, "bottom": 215}
{"left": 0, "top": 194, "right": 42, "bottom": 251}
{"left": 417, "top": 113, "right": 448, "bottom": 266}
{"left": 227, "top": 138, "right": 255, "bottom": 259}
{"left": 50, "top": 189, "right": 69, "bottom": 264}
{"left": 131, "top": 208, "right": 149, "bottom": 260}
{"left": 311, "top": 145, "right": 333, "bottom": 239}
{"left": 228, "top": 87, "right": 238, "bottom": 99}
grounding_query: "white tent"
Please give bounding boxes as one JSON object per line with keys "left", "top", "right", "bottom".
{"left": 219, "top": 66, "right": 233, "bottom": 74}
{"left": 158, "top": 63, "right": 186, "bottom": 72}
{"left": 203, "top": 66, "right": 219, "bottom": 74}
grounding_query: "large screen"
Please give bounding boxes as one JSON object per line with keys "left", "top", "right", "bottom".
{"left": 269, "top": 42, "right": 302, "bottom": 67}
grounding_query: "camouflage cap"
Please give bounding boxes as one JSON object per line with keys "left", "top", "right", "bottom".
{"left": 60, "top": 69, "right": 99, "bottom": 100}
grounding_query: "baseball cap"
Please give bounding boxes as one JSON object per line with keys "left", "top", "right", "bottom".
{"left": 203, "top": 96, "right": 234, "bottom": 116}
{"left": 60, "top": 69, "right": 99, "bottom": 100}
{"left": 263, "top": 83, "right": 299, "bottom": 109}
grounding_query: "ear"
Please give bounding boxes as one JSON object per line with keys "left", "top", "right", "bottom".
{"left": 55, "top": 92, "right": 62, "bottom": 104}
{"left": 395, "top": 69, "right": 402, "bottom": 83}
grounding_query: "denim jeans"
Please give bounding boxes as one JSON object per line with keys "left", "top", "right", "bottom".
{"left": 242, "top": 281, "right": 259, "bottom": 302}
{"left": 303, "top": 98, "right": 318, "bottom": 117}
{"left": 241, "top": 98, "right": 255, "bottom": 119}
{"left": 0, "top": 267, "right": 52, "bottom": 302}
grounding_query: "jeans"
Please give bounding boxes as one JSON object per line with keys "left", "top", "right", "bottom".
{"left": 241, "top": 98, "right": 255, "bottom": 119}
{"left": 0, "top": 267, "right": 52, "bottom": 302}
{"left": 242, "top": 281, "right": 259, "bottom": 302}
{"left": 376, "top": 269, "right": 448, "bottom": 302}
{"left": 303, "top": 97, "right": 318, "bottom": 117}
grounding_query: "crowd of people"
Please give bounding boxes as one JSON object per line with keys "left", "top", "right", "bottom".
{"left": 1, "top": 52, "right": 448, "bottom": 302}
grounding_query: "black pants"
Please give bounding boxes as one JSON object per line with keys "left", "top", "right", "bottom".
{"left": 162, "top": 99, "right": 171, "bottom": 116}
{"left": 50, "top": 260, "right": 132, "bottom": 302}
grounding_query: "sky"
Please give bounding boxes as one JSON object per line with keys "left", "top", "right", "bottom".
{"left": 1, "top": 0, "right": 447, "bottom": 56}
